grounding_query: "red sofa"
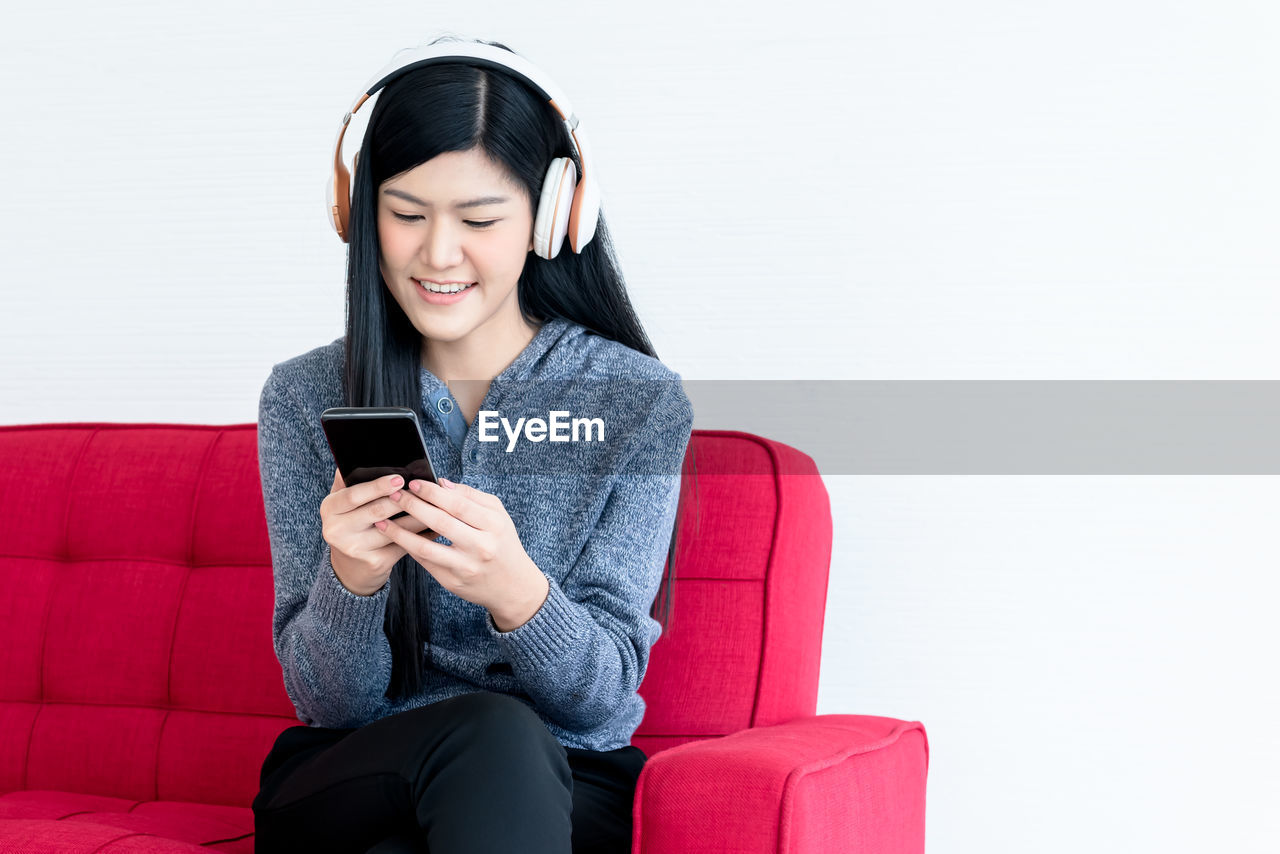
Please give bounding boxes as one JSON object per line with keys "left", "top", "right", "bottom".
{"left": 0, "top": 422, "right": 929, "bottom": 852}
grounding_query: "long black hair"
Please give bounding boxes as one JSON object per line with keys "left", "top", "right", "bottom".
{"left": 340, "top": 35, "right": 698, "bottom": 702}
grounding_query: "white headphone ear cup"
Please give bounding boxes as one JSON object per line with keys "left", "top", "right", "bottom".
{"left": 534, "top": 157, "right": 577, "bottom": 259}
{"left": 570, "top": 172, "right": 601, "bottom": 253}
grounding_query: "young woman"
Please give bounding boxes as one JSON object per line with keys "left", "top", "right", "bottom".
{"left": 250, "top": 36, "right": 696, "bottom": 854}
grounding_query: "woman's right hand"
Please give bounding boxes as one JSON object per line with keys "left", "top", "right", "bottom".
{"left": 322, "top": 468, "right": 434, "bottom": 596}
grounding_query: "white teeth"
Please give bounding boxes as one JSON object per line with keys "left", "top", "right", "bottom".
{"left": 418, "top": 281, "right": 474, "bottom": 294}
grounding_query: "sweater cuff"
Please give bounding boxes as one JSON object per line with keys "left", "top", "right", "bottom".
{"left": 486, "top": 574, "right": 585, "bottom": 666}
{"left": 308, "top": 543, "right": 390, "bottom": 647}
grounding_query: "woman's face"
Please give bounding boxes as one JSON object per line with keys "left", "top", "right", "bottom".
{"left": 377, "top": 147, "right": 535, "bottom": 348}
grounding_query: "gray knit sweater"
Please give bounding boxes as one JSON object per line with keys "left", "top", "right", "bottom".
{"left": 256, "top": 317, "right": 693, "bottom": 750}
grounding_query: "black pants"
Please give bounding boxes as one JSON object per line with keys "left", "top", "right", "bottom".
{"left": 252, "top": 691, "right": 646, "bottom": 854}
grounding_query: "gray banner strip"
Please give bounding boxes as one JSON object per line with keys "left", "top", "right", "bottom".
{"left": 682, "top": 381, "right": 1280, "bottom": 474}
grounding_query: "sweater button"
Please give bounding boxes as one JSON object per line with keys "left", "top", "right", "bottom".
{"left": 469, "top": 447, "right": 479, "bottom": 463}
{"left": 437, "top": 397, "right": 453, "bottom": 415}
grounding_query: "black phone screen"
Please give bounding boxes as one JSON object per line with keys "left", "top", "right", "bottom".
{"left": 320, "top": 407, "right": 438, "bottom": 518}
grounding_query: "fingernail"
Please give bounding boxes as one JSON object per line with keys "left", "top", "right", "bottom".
{"left": 390, "top": 476, "right": 403, "bottom": 488}
{"left": 410, "top": 480, "right": 423, "bottom": 493}
{"left": 440, "top": 477, "right": 456, "bottom": 489}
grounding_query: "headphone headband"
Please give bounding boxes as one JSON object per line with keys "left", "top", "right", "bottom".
{"left": 326, "top": 41, "right": 600, "bottom": 255}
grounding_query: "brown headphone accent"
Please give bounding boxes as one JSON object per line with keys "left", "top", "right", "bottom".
{"left": 332, "top": 93, "right": 371, "bottom": 241}
{"left": 549, "top": 98, "right": 587, "bottom": 252}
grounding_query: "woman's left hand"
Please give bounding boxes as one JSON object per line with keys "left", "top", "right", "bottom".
{"left": 374, "top": 477, "right": 549, "bottom": 629}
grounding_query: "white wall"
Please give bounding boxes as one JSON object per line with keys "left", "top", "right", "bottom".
{"left": 2, "top": 1, "right": 1277, "bottom": 850}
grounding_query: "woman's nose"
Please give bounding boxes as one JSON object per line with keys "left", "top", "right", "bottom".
{"left": 420, "top": 221, "right": 465, "bottom": 269}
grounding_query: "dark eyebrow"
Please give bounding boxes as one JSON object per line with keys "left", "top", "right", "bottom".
{"left": 382, "top": 188, "right": 511, "bottom": 209}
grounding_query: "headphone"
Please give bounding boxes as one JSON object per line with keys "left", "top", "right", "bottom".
{"left": 326, "top": 41, "right": 601, "bottom": 260}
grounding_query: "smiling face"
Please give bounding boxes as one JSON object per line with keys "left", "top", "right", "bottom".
{"left": 377, "top": 147, "right": 536, "bottom": 349}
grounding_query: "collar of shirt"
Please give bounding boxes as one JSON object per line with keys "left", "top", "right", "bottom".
{"left": 418, "top": 317, "right": 577, "bottom": 447}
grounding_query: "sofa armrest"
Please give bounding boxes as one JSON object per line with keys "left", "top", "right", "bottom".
{"left": 632, "top": 714, "right": 929, "bottom": 854}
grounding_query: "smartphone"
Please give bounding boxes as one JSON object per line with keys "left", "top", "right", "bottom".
{"left": 320, "top": 406, "right": 439, "bottom": 521}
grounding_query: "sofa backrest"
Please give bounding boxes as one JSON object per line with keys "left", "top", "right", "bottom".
{"left": 638, "top": 430, "right": 833, "bottom": 758}
{"left": 0, "top": 424, "right": 831, "bottom": 806}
